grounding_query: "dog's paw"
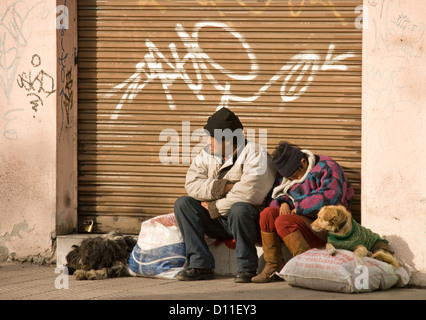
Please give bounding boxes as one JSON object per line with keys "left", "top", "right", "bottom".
{"left": 86, "top": 269, "right": 108, "bottom": 280}
{"left": 326, "top": 243, "right": 336, "bottom": 256}
{"left": 74, "top": 270, "right": 87, "bottom": 280}
{"left": 328, "top": 249, "right": 336, "bottom": 256}
{"left": 372, "top": 250, "right": 400, "bottom": 269}
{"left": 354, "top": 255, "right": 364, "bottom": 266}
{"left": 85, "top": 270, "right": 96, "bottom": 280}
{"left": 96, "top": 269, "right": 109, "bottom": 279}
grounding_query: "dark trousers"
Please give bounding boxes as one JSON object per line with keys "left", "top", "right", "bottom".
{"left": 174, "top": 196, "right": 260, "bottom": 272}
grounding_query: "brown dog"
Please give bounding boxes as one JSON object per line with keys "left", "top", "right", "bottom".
{"left": 311, "top": 205, "right": 399, "bottom": 268}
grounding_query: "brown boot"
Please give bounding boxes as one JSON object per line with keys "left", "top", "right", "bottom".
{"left": 282, "top": 230, "right": 310, "bottom": 256}
{"left": 252, "top": 232, "right": 285, "bottom": 283}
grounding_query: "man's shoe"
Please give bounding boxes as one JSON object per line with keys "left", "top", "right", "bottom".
{"left": 234, "top": 271, "right": 257, "bottom": 283}
{"left": 175, "top": 268, "right": 214, "bottom": 281}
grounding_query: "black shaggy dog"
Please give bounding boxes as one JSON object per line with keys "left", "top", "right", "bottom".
{"left": 66, "top": 230, "right": 137, "bottom": 280}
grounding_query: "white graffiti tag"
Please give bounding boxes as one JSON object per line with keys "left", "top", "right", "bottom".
{"left": 107, "top": 21, "right": 355, "bottom": 119}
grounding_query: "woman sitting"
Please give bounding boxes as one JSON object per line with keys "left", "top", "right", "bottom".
{"left": 252, "top": 142, "right": 354, "bottom": 283}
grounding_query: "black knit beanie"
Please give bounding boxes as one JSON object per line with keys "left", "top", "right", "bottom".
{"left": 203, "top": 108, "right": 244, "bottom": 138}
{"left": 272, "top": 142, "right": 304, "bottom": 178}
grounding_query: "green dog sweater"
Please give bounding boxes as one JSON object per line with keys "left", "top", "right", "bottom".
{"left": 327, "top": 219, "right": 388, "bottom": 252}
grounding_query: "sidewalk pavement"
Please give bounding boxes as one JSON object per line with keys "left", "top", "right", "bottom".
{"left": 0, "top": 262, "right": 425, "bottom": 300}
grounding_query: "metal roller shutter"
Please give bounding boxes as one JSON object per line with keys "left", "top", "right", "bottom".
{"left": 78, "top": 0, "right": 362, "bottom": 233}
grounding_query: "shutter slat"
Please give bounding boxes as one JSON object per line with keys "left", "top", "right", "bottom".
{"left": 78, "top": 0, "right": 362, "bottom": 233}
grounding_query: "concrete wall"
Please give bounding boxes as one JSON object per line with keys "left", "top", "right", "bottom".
{"left": 362, "top": 0, "right": 426, "bottom": 285}
{"left": 0, "top": 0, "right": 77, "bottom": 262}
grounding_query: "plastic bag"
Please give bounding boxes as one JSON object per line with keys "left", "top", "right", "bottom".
{"left": 128, "top": 213, "right": 186, "bottom": 279}
{"left": 277, "top": 248, "right": 411, "bottom": 293}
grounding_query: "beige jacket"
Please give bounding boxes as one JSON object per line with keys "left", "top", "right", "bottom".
{"left": 185, "top": 141, "right": 276, "bottom": 219}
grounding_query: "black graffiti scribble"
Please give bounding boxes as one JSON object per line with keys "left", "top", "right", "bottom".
{"left": 0, "top": 1, "right": 49, "bottom": 102}
{"left": 16, "top": 54, "right": 55, "bottom": 117}
{"left": 59, "top": 68, "right": 73, "bottom": 124}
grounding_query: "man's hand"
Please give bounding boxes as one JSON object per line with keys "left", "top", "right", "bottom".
{"left": 202, "top": 183, "right": 233, "bottom": 213}
{"left": 279, "top": 202, "right": 292, "bottom": 215}
{"left": 201, "top": 200, "right": 221, "bottom": 219}
{"left": 201, "top": 201, "right": 209, "bottom": 210}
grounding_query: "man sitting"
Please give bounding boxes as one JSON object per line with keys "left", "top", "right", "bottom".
{"left": 174, "top": 108, "right": 276, "bottom": 283}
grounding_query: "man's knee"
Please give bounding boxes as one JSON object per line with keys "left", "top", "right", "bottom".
{"left": 174, "top": 195, "right": 195, "bottom": 214}
{"left": 229, "top": 202, "right": 258, "bottom": 220}
{"left": 228, "top": 203, "right": 260, "bottom": 235}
